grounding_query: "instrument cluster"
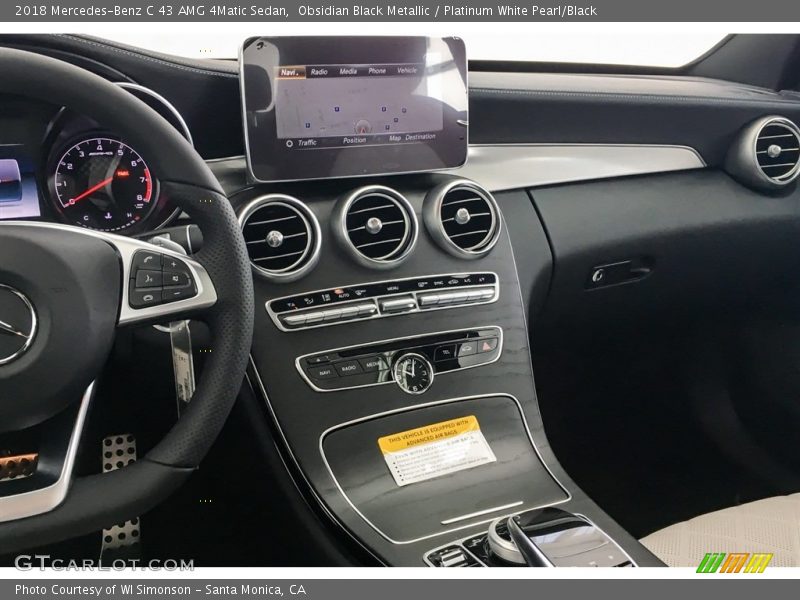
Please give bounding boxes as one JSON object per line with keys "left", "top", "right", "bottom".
{"left": 0, "top": 84, "right": 190, "bottom": 235}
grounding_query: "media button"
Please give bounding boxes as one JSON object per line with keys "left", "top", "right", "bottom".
{"left": 359, "top": 356, "right": 388, "bottom": 372}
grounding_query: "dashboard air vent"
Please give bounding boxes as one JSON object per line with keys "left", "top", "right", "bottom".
{"left": 238, "top": 195, "right": 321, "bottom": 281}
{"left": 726, "top": 116, "right": 800, "bottom": 191}
{"left": 334, "top": 186, "right": 418, "bottom": 268}
{"left": 755, "top": 119, "right": 800, "bottom": 183}
{"left": 423, "top": 180, "right": 501, "bottom": 259}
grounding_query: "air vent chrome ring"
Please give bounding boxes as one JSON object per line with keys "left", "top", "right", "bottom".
{"left": 238, "top": 194, "right": 322, "bottom": 282}
{"left": 423, "top": 179, "right": 502, "bottom": 259}
{"left": 333, "top": 185, "right": 418, "bottom": 269}
{"left": 726, "top": 115, "right": 800, "bottom": 191}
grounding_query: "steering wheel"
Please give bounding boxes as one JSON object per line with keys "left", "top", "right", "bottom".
{"left": 0, "top": 48, "right": 254, "bottom": 551}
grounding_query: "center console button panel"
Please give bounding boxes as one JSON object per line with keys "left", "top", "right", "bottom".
{"left": 297, "top": 327, "right": 502, "bottom": 392}
{"left": 267, "top": 272, "right": 498, "bottom": 331}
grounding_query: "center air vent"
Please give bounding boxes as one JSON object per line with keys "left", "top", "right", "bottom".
{"left": 423, "top": 179, "right": 501, "bottom": 259}
{"left": 239, "top": 195, "right": 321, "bottom": 281}
{"left": 333, "top": 186, "right": 418, "bottom": 268}
{"left": 726, "top": 116, "right": 800, "bottom": 191}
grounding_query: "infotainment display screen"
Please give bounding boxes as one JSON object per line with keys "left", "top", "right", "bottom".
{"left": 240, "top": 36, "right": 468, "bottom": 182}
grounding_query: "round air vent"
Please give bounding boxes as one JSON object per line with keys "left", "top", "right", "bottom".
{"left": 423, "top": 179, "right": 501, "bottom": 259}
{"left": 238, "top": 195, "right": 321, "bottom": 281}
{"left": 726, "top": 116, "right": 800, "bottom": 191}
{"left": 333, "top": 186, "right": 418, "bottom": 268}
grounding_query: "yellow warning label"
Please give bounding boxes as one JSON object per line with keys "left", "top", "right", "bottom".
{"left": 378, "top": 416, "right": 481, "bottom": 454}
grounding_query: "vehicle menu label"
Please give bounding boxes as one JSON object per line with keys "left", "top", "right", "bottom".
{"left": 378, "top": 415, "right": 496, "bottom": 487}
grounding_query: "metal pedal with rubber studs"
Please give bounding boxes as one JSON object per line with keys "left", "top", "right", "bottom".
{"left": 100, "top": 434, "right": 141, "bottom": 557}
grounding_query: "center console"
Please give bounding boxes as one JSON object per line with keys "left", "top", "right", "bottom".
{"left": 237, "top": 174, "right": 663, "bottom": 566}
{"left": 236, "top": 34, "right": 662, "bottom": 567}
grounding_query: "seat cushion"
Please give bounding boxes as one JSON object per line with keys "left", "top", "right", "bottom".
{"left": 640, "top": 493, "right": 800, "bottom": 567}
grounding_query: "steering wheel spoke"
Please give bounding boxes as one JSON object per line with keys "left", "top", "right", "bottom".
{"left": 0, "top": 383, "right": 95, "bottom": 523}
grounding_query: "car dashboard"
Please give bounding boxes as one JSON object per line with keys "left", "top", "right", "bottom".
{"left": 3, "top": 33, "right": 800, "bottom": 568}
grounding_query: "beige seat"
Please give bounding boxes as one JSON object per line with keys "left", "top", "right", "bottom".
{"left": 640, "top": 493, "right": 800, "bottom": 567}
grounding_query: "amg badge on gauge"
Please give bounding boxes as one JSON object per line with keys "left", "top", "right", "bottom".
{"left": 392, "top": 352, "right": 434, "bottom": 394}
{"left": 52, "top": 137, "right": 156, "bottom": 232}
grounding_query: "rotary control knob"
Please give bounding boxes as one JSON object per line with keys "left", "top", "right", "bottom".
{"left": 392, "top": 352, "right": 434, "bottom": 395}
{"left": 487, "top": 517, "right": 526, "bottom": 565}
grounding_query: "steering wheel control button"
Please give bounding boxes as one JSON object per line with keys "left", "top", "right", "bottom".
{"left": 129, "top": 289, "right": 163, "bottom": 309}
{"left": 0, "top": 285, "right": 37, "bottom": 365}
{"left": 334, "top": 360, "right": 364, "bottom": 377}
{"left": 135, "top": 269, "right": 162, "bottom": 288}
{"left": 163, "top": 271, "right": 190, "bottom": 288}
{"left": 129, "top": 250, "right": 199, "bottom": 310}
{"left": 162, "top": 287, "right": 195, "bottom": 302}
{"left": 132, "top": 250, "right": 162, "bottom": 271}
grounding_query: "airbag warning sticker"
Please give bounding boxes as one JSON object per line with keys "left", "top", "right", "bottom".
{"left": 378, "top": 415, "right": 496, "bottom": 487}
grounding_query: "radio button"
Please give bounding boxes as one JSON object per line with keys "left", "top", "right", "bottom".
{"left": 334, "top": 360, "right": 363, "bottom": 377}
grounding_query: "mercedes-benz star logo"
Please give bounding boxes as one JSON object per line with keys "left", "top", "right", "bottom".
{"left": 0, "top": 285, "right": 37, "bottom": 365}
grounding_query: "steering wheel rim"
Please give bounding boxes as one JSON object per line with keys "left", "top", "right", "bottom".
{"left": 0, "top": 47, "right": 254, "bottom": 549}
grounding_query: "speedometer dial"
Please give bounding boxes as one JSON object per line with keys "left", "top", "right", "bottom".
{"left": 52, "top": 137, "right": 156, "bottom": 232}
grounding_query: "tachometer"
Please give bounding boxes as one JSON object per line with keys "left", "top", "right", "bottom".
{"left": 52, "top": 137, "right": 156, "bottom": 232}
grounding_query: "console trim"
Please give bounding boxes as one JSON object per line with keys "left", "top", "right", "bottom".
{"left": 266, "top": 271, "right": 500, "bottom": 332}
{"left": 295, "top": 326, "right": 503, "bottom": 393}
{"left": 318, "top": 393, "right": 572, "bottom": 546}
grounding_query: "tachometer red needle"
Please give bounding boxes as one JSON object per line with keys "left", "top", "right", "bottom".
{"left": 70, "top": 176, "right": 114, "bottom": 204}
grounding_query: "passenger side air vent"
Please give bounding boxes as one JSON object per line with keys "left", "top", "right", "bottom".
{"left": 333, "top": 186, "right": 418, "bottom": 268}
{"left": 423, "top": 179, "right": 501, "bottom": 259}
{"left": 238, "top": 195, "right": 321, "bottom": 281}
{"left": 726, "top": 116, "right": 800, "bottom": 191}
